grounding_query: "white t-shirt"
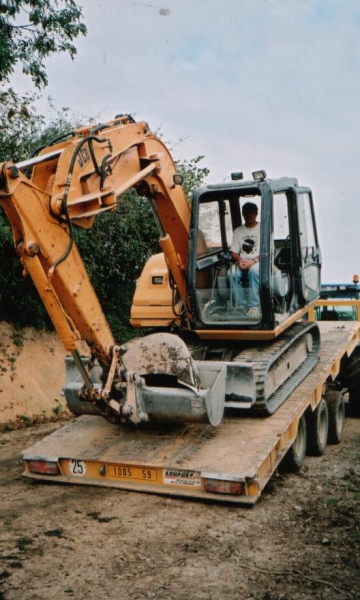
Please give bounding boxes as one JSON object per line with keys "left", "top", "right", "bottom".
{"left": 231, "top": 223, "right": 260, "bottom": 259}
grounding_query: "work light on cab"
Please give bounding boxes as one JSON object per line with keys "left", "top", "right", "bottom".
{"left": 252, "top": 169, "right": 267, "bottom": 181}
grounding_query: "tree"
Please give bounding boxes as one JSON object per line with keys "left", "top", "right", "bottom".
{"left": 175, "top": 155, "right": 209, "bottom": 199}
{"left": 75, "top": 191, "right": 160, "bottom": 341}
{"left": 0, "top": 0, "right": 87, "bottom": 89}
{"left": 0, "top": 88, "right": 44, "bottom": 162}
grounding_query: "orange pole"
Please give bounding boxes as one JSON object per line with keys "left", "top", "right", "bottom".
{"left": 158, "top": 235, "right": 187, "bottom": 307}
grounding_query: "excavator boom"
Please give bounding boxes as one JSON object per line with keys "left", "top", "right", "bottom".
{"left": 0, "top": 116, "right": 227, "bottom": 425}
{"left": 0, "top": 116, "right": 190, "bottom": 362}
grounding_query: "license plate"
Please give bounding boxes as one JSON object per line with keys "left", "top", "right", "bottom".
{"left": 107, "top": 464, "right": 157, "bottom": 482}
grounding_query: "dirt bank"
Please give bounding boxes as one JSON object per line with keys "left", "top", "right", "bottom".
{"left": 0, "top": 322, "right": 88, "bottom": 425}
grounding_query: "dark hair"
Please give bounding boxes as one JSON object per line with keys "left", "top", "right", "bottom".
{"left": 242, "top": 201, "right": 258, "bottom": 215}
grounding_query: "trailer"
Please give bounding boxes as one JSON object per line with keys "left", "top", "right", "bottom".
{"left": 22, "top": 320, "right": 360, "bottom": 505}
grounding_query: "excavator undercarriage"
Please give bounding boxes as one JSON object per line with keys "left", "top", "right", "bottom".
{"left": 63, "top": 320, "right": 320, "bottom": 425}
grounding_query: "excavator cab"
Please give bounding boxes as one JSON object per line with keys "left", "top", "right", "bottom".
{"left": 187, "top": 173, "right": 321, "bottom": 335}
{"left": 131, "top": 172, "right": 321, "bottom": 416}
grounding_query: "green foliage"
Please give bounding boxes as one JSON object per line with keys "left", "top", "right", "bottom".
{"left": 12, "top": 330, "right": 25, "bottom": 347}
{"left": 0, "top": 203, "right": 49, "bottom": 328}
{"left": 0, "top": 88, "right": 44, "bottom": 162}
{"left": 53, "top": 403, "right": 63, "bottom": 415}
{"left": 32, "top": 100, "right": 94, "bottom": 150}
{"left": 0, "top": 239, "right": 52, "bottom": 329}
{"left": 20, "top": 414, "right": 31, "bottom": 423}
{"left": 74, "top": 189, "right": 160, "bottom": 341}
{"left": 0, "top": 0, "right": 87, "bottom": 89}
{"left": 175, "top": 155, "right": 209, "bottom": 199}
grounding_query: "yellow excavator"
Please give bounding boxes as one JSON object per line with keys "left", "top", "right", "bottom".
{"left": 0, "top": 115, "right": 321, "bottom": 427}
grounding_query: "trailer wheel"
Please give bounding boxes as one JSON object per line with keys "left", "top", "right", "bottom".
{"left": 306, "top": 398, "right": 329, "bottom": 456}
{"left": 280, "top": 414, "right": 307, "bottom": 472}
{"left": 347, "top": 347, "right": 360, "bottom": 417}
{"left": 326, "top": 391, "right": 345, "bottom": 445}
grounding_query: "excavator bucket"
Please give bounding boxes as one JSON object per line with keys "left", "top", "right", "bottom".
{"left": 118, "top": 333, "right": 226, "bottom": 426}
{"left": 64, "top": 333, "right": 226, "bottom": 427}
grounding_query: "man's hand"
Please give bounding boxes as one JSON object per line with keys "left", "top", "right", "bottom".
{"left": 231, "top": 251, "right": 258, "bottom": 271}
{"left": 239, "top": 258, "right": 254, "bottom": 271}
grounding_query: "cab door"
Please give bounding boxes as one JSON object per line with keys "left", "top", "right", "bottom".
{"left": 296, "top": 189, "right": 321, "bottom": 303}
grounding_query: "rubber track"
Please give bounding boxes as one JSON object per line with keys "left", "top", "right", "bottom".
{"left": 233, "top": 321, "right": 321, "bottom": 415}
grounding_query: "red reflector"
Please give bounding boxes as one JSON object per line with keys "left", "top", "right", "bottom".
{"left": 204, "top": 479, "right": 244, "bottom": 495}
{"left": 27, "top": 460, "right": 60, "bottom": 475}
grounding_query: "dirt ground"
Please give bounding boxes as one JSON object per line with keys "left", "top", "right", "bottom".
{"left": 0, "top": 412, "right": 359, "bottom": 600}
{"left": 0, "top": 322, "right": 359, "bottom": 599}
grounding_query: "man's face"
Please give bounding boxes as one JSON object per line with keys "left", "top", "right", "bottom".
{"left": 243, "top": 210, "right": 257, "bottom": 226}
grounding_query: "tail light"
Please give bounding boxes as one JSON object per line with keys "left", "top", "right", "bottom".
{"left": 27, "top": 460, "right": 60, "bottom": 475}
{"left": 204, "top": 478, "right": 245, "bottom": 495}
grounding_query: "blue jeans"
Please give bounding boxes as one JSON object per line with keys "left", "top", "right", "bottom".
{"left": 228, "top": 263, "right": 260, "bottom": 307}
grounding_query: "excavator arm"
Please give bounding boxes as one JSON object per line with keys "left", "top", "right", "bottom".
{"left": 0, "top": 116, "right": 190, "bottom": 358}
{"left": 0, "top": 116, "right": 226, "bottom": 426}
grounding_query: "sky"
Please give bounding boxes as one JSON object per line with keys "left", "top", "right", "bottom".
{"left": 13, "top": 0, "right": 360, "bottom": 282}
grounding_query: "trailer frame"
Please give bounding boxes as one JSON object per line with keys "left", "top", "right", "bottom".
{"left": 22, "top": 320, "right": 360, "bottom": 505}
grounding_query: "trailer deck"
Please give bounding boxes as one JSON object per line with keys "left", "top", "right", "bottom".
{"left": 22, "top": 321, "right": 360, "bottom": 504}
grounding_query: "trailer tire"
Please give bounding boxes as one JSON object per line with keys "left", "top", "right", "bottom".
{"left": 347, "top": 347, "right": 360, "bottom": 417}
{"left": 306, "top": 398, "right": 329, "bottom": 456}
{"left": 280, "top": 414, "right": 307, "bottom": 472}
{"left": 326, "top": 391, "right": 345, "bottom": 445}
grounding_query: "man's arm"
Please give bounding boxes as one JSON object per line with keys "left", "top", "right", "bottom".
{"left": 231, "top": 250, "right": 241, "bottom": 263}
{"left": 231, "top": 251, "right": 258, "bottom": 271}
